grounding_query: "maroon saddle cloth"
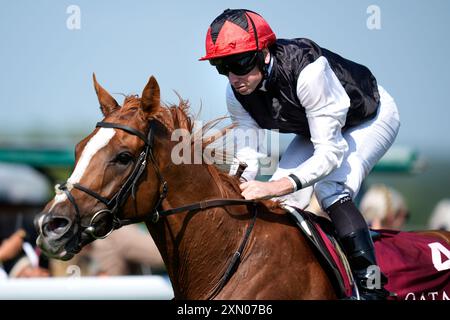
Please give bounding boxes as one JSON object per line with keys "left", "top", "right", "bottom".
{"left": 288, "top": 209, "right": 450, "bottom": 300}
{"left": 374, "top": 229, "right": 450, "bottom": 300}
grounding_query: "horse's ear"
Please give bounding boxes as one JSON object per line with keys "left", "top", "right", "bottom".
{"left": 92, "top": 73, "right": 119, "bottom": 116}
{"left": 140, "top": 76, "right": 160, "bottom": 117}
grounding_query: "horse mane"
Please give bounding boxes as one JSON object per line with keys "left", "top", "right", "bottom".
{"left": 163, "top": 95, "right": 195, "bottom": 133}
{"left": 123, "top": 94, "right": 141, "bottom": 108}
{"left": 123, "top": 93, "right": 232, "bottom": 152}
{"left": 122, "top": 93, "right": 284, "bottom": 212}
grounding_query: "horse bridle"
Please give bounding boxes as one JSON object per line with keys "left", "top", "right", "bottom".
{"left": 56, "top": 121, "right": 166, "bottom": 241}
{"left": 57, "top": 120, "right": 256, "bottom": 243}
{"left": 56, "top": 120, "right": 258, "bottom": 298}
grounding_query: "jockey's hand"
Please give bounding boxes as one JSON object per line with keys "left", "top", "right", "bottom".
{"left": 240, "top": 178, "right": 295, "bottom": 200}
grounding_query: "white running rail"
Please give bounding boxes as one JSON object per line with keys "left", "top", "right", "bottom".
{"left": 0, "top": 275, "right": 174, "bottom": 300}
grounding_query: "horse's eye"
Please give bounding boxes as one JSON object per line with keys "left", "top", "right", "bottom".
{"left": 115, "top": 152, "right": 133, "bottom": 165}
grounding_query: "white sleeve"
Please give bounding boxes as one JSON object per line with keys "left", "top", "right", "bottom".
{"left": 292, "top": 56, "right": 350, "bottom": 188}
{"left": 226, "top": 83, "right": 267, "bottom": 181}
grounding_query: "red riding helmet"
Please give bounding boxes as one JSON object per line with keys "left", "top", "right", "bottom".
{"left": 199, "top": 9, "right": 276, "bottom": 61}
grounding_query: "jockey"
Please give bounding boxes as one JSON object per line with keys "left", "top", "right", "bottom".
{"left": 200, "top": 9, "right": 400, "bottom": 300}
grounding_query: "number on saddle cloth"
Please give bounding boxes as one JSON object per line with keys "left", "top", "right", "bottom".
{"left": 373, "top": 230, "right": 450, "bottom": 300}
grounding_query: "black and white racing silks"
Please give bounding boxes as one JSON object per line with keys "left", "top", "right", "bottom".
{"left": 227, "top": 38, "right": 381, "bottom": 187}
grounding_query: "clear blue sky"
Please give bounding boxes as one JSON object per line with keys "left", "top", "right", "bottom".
{"left": 1, "top": 0, "right": 449, "bottom": 158}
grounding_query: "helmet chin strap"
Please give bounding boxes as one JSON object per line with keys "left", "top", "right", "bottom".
{"left": 262, "top": 52, "right": 272, "bottom": 80}
{"left": 253, "top": 61, "right": 271, "bottom": 91}
{"left": 256, "top": 51, "right": 272, "bottom": 86}
{"left": 254, "top": 78, "right": 264, "bottom": 91}
{"left": 256, "top": 51, "right": 268, "bottom": 79}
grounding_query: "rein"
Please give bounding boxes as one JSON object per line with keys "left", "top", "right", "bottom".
{"left": 58, "top": 120, "right": 258, "bottom": 298}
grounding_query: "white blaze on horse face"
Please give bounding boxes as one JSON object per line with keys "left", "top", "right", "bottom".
{"left": 49, "top": 128, "right": 116, "bottom": 212}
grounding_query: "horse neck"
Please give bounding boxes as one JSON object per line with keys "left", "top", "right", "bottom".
{"left": 147, "top": 162, "right": 249, "bottom": 299}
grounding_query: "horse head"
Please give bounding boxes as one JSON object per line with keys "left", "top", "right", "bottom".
{"left": 36, "top": 75, "right": 171, "bottom": 260}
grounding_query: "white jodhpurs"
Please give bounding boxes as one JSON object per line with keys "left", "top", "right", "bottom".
{"left": 270, "top": 85, "right": 401, "bottom": 210}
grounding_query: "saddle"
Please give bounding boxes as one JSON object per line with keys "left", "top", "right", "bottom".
{"left": 284, "top": 205, "right": 355, "bottom": 298}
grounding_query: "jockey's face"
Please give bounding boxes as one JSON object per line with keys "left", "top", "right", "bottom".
{"left": 228, "top": 49, "right": 270, "bottom": 96}
{"left": 228, "top": 66, "right": 263, "bottom": 95}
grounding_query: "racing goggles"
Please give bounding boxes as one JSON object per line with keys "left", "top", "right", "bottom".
{"left": 210, "top": 51, "right": 259, "bottom": 76}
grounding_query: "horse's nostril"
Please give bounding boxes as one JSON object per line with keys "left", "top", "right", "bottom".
{"left": 43, "top": 217, "right": 71, "bottom": 235}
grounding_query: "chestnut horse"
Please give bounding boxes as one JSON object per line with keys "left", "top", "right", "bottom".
{"left": 35, "top": 75, "right": 337, "bottom": 299}
{"left": 36, "top": 75, "right": 450, "bottom": 300}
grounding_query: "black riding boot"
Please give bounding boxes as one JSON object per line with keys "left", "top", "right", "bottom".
{"left": 326, "top": 197, "right": 391, "bottom": 300}
{"left": 339, "top": 228, "right": 390, "bottom": 300}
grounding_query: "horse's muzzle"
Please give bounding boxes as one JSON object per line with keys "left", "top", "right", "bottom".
{"left": 35, "top": 212, "right": 80, "bottom": 261}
